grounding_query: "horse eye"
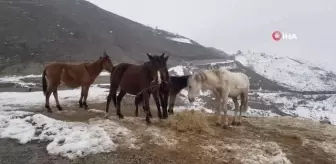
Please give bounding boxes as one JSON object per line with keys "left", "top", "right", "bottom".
{"left": 189, "top": 86, "right": 191, "bottom": 89}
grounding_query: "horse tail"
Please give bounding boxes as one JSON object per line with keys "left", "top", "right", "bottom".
{"left": 109, "top": 63, "right": 129, "bottom": 107}
{"left": 42, "top": 68, "right": 47, "bottom": 96}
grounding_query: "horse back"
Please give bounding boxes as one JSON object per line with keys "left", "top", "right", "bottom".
{"left": 229, "top": 72, "right": 250, "bottom": 90}
{"left": 44, "top": 62, "right": 88, "bottom": 87}
{"left": 112, "top": 63, "right": 153, "bottom": 95}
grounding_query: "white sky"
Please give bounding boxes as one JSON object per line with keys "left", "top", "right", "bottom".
{"left": 86, "top": 0, "right": 336, "bottom": 71}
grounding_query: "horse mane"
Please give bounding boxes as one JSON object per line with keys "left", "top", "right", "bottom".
{"left": 193, "top": 70, "right": 208, "bottom": 83}
{"left": 84, "top": 57, "right": 104, "bottom": 76}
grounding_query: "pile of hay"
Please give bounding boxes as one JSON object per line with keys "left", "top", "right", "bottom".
{"left": 165, "top": 110, "right": 215, "bottom": 135}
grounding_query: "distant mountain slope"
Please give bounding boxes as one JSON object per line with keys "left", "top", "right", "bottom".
{"left": 168, "top": 59, "right": 289, "bottom": 91}
{"left": 0, "top": 0, "right": 225, "bottom": 75}
{"left": 235, "top": 52, "right": 336, "bottom": 92}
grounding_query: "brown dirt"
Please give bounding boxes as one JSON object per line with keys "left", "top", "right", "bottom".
{"left": 35, "top": 101, "right": 336, "bottom": 164}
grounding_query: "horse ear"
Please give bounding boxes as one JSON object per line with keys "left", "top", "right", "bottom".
{"left": 163, "top": 54, "right": 169, "bottom": 62}
{"left": 160, "top": 52, "right": 165, "bottom": 58}
{"left": 146, "top": 53, "right": 153, "bottom": 60}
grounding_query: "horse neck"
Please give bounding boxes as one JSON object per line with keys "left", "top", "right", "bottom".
{"left": 194, "top": 72, "right": 210, "bottom": 89}
{"left": 142, "top": 61, "right": 154, "bottom": 80}
{"left": 172, "top": 75, "right": 190, "bottom": 91}
{"left": 86, "top": 59, "right": 103, "bottom": 78}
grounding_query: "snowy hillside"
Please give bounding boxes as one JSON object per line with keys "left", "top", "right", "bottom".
{"left": 167, "top": 58, "right": 336, "bottom": 125}
{"left": 235, "top": 52, "right": 336, "bottom": 92}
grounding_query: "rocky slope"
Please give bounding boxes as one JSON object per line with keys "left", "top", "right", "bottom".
{"left": 0, "top": 0, "right": 226, "bottom": 75}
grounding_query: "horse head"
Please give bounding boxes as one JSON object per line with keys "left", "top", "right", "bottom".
{"left": 187, "top": 72, "right": 204, "bottom": 102}
{"left": 146, "top": 52, "right": 169, "bottom": 86}
{"left": 100, "top": 51, "right": 114, "bottom": 72}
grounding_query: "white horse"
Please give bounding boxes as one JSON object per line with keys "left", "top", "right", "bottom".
{"left": 187, "top": 68, "right": 250, "bottom": 128}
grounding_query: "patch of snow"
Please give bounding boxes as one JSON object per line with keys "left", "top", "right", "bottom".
{"left": 99, "top": 71, "right": 110, "bottom": 76}
{"left": 235, "top": 55, "right": 248, "bottom": 66}
{"left": 145, "top": 127, "right": 178, "bottom": 149}
{"left": 236, "top": 52, "right": 336, "bottom": 91}
{"left": 168, "top": 65, "right": 186, "bottom": 76}
{"left": 256, "top": 92, "right": 336, "bottom": 125}
{"left": 0, "top": 86, "right": 141, "bottom": 159}
{"left": 0, "top": 74, "right": 41, "bottom": 87}
{"left": 0, "top": 87, "right": 108, "bottom": 111}
{"left": 167, "top": 37, "right": 192, "bottom": 44}
{"left": 89, "top": 118, "right": 139, "bottom": 150}
{"left": 88, "top": 109, "right": 105, "bottom": 114}
{"left": 0, "top": 72, "right": 110, "bottom": 88}
{"left": 0, "top": 112, "right": 116, "bottom": 159}
{"left": 246, "top": 108, "right": 280, "bottom": 117}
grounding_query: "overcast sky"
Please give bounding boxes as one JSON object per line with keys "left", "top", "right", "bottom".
{"left": 87, "top": 0, "right": 336, "bottom": 71}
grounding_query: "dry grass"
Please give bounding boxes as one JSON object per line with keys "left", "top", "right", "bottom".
{"left": 165, "top": 110, "right": 215, "bottom": 135}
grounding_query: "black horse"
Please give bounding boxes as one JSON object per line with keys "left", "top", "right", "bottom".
{"left": 134, "top": 75, "right": 190, "bottom": 116}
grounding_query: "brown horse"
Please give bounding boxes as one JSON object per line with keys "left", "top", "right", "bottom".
{"left": 135, "top": 75, "right": 190, "bottom": 116}
{"left": 42, "top": 52, "right": 113, "bottom": 112}
{"left": 105, "top": 53, "right": 169, "bottom": 123}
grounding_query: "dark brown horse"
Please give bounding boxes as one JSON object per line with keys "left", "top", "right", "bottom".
{"left": 135, "top": 75, "right": 190, "bottom": 116}
{"left": 105, "top": 53, "right": 169, "bottom": 123}
{"left": 134, "top": 68, "right": 170, "bottom": 118}
{"left": 42, "top": 52, "right": 113, "bottom": 112}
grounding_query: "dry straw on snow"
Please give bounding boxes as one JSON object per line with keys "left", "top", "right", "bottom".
{"left": 165, "top": 110, "right": 215, "bottom": 135}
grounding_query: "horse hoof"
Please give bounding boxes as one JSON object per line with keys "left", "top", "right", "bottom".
{"left": 146, "top": 118, "right": 151, "bottom": 124}
{"left": 231, "top": 121, "right": 237, "bottom": 126}
{"left": 236, "top": 122, "right": 242, "bottom": 126}
{"left": 222, "top": 125, "right": 229, "bottom": 129}
{"left": 79, "top": 104, "right": 83, "bottom": 108}
{"left": 47, "top": 109, "right": 52, "bottom": 113}
{"left": 104, "top": 113, "right": 109, "bottom": 119}
{"left": 215, "top": 122, "right": 221, "bottom": 126}
{"left": 117, "top": 114, "right": 124, "bottom": 119}
{"left": 56, "top": 105, "right": 63, "bottom": 111}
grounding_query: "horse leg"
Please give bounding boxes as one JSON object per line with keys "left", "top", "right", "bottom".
{"left": 238, "top": 92, "right": 248, "bottom": 126}
{"left": 53, "top": 88, "right": 63, "bottom": 111}
{"left": 78, "top": 86, "right": 84, "bottom": 108}
{"left": 231, "top": 97, "right": 239, "bottom": 126}
{"left": 168, "top": 93, "right": 176, "bottom": 115}
{"left": 143, "top": 92, "right": 151, "bottom": 124}
{"left": 215, "top": 95, "right": 222, "bottom": 126}
{"left": 116, "top": 90, "right": 126, "bottom": 119}
{"left": 221, "top": 93, "right": 229, "bottom": 129}
{"left": 153, "top": 91, "right": 163, "bottom": 119}
{"left": 82, "top": 85, "right": 90, "bottom": 109}
{"left": 160, "top": 92, "right": 169, "bottom": 118}
{"left": 44, "top": 85, "right": 53, "bottom": 113}
{"left": 158, "top": 92, "right": 168, "bottom": 119}
{"left": 105, "top": 87, "right": 117, "bottom": 118}
{"left": 134, "top": 94, "right": 142, "bottom": 117}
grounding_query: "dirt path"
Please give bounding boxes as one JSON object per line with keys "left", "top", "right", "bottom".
{"left": 2, "top": 101, "right": 336, "bottom": 164}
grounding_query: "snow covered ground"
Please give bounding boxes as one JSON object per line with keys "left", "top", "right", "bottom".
{"left": 0, "top": 71, "right": 110, "bottom": 88}
{"left": 166, "top": 37, "right": 192, "bottom": 44}
{"left": 255, "top": 92, "right": 336, "bottom": 125}
{"left": 235, "top": 52, "right": 336, "bottom": 91}
{"left": 167, "top": 63, "right": 336, "bottom": 125}
{"left": 0, "top": 87, "right": 125, "bottom": 159}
